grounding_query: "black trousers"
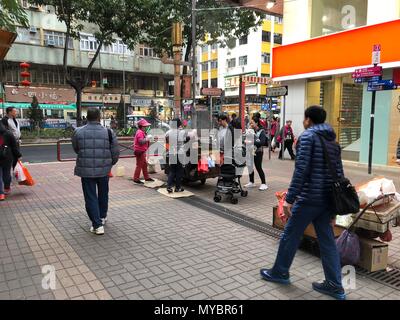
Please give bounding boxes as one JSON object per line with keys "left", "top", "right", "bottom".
{"left": 249, "top": 152, "right": 266, "bottom": 184}
{"left": 279, "top": 140, "right": 296, "bottom": 160}
{"left": 168, "top": 162, "right": 184, "bottom": 189}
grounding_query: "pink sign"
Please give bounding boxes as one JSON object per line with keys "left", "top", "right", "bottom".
{"left": 352, "top": 66, "right": 383, "bottom": 79}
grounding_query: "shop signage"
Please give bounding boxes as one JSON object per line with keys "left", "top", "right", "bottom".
{"left": 131, "top": 97, "right": 173, "bottom": 108}
{"left": 352, "top": 66, "right": 383, "bottom": 79}
{"left": 225, "top": 73, "right": 257, "bottom": 88}
{"left": 82, "top": 93, "right": 129, "bottom": 104}
{"left": 367, "top": 79, "right": 398, "bottom": 92}
{"left": 243, "top": 76, "right": 274, "bottom": 85}
{"left": 372, "top": 44, "right": 381, "bottom": 65}
{"left": 201, "top": 87, "right": 223, "bottom": 96}
{"left": 5, "top": 86, "right": 75, "bottom": 104}
{"left": 266, "top": 86, "right": 288, "bottom": 97}
{"left": 354, "top": 76, "right": 381, "bottom": 84}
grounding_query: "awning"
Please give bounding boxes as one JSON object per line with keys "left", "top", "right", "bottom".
{"left": 2, "top": 102, "right": 76, "bottom": 110}
{"left": 0, "top": 29, "right": 17, "bottom": 61}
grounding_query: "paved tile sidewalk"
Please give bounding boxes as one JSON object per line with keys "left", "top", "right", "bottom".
{"left": 0, "top": 159, "right": 399, "bottom": 300}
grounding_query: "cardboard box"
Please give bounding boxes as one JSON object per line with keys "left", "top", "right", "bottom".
{"left": 272, "top": 206, "right": 344, "bottom": 239}
{"left": 357, "top": 238, "right": 388, "bottom": 272}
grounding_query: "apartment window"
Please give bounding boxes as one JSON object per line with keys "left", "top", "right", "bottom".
{"left": 139, "top": 45, "right": 157, "bottom": 57}
{"left": 262, "top": 31, "right": 271, "bottom": 42}
{"left": 265, "top": 15, "right": 272, "bottom": 21}
{"left": 201, "top": 45, "right": 208, "bottom": 53}
{"left": 239, "top": 36, "right": 248, "bottom": 45}
{"left": 261, "top": 73, "right": 270, "bottom": 78}
{"left": 276, "top": 16, "right": 283, "bottom": 24}
{"left": 211, "top": 78, "right": 218, "bottom": 88}
{"left": 201, "top": 62, "right": 209, "bottom": 72}
{"left": 210, "top": 60, "right": 218, "bottom": 69}
{"left": 262, "top": 52, "right": 271, "bottom": 64}
{"left": 274, "top": 33, "right": 283, "bottom": 45}
{"left": 211, "top": 43, "right": 218, "bottom": 51}
{"left": 15, "top": 27, "right": 40, "bottom": 45}
{"left": 239, "top": 56, "right": 247, "bottom": 66}
{"left": 44, "top": 30, "right": 73, "bottom": 48}
{"left": 21, "top": 0, "right": 28, "bottom": 8}
{"left": 202, "top": 80, "right": 208, "bottom": 89}
{"left": 80, "top": 34, "right": 98, "bottom": 51}
{"left": 226, "top": 58, "right": 236, "bottom": 68}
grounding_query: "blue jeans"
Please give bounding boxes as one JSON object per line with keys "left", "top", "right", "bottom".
{"left": 272, "top": 203, "right": 343, "bottom": 288}
{"left": 81, "top": 177, "right": 109, "bottom": 229}
{"left": 0, "top": 163, "right": 12, "bottom": 195}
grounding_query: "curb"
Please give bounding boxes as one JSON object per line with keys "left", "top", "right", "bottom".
{"left": 343, "top": 160, "right": 400, "bottom": 174}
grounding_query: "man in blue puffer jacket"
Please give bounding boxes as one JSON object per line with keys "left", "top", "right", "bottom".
{"left": 260, "top": 106, "right": 346, "bottom": 300}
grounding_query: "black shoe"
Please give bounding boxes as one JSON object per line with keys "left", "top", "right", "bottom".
{"left": 312, "top": 281, "right": 346, "bottom": 300}
{"left": 133, "top": 180, "right": 144, "bottom": 185}
{"left": 145, "top": 178, "right": 155, "bottom": 182}
{"left": 167, "top": 187, "right": 173, "bottom": 194}
{"left": 260, "top": 269, "right": 291, "bottom": 285}
{"left": 175, "top": 187, "right": 185, "bottom": 193}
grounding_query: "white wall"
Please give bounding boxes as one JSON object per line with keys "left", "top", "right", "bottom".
{"left": 281, "top": 79, "right": 307, "bottom": 137}
{"left": 282, "top": 0, "right": 312, "bottom": 44}
{"left": 367, "top": 0, "right": 400, "bottom": 25}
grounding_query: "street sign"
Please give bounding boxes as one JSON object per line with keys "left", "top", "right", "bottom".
{"left": 367, "top": 79, "right": 397, "bottom": 91}
{"left": 242, "top": 76, "right": 274, "bottom": 85}
{"left": 352, "top": 66, "right": 383, "bottom": 79}
{"left": 261, "top": 103, "right": 270, "bottom": 111}
{"left": 200, "top": 87, "right": 223, "bottom": 96}
{"left": 354, "top": 76, "right": 381, "bottom": 83}
{"left": 266, "top": 86, "right": 288, "bottom": 97}
{"left": 372, "top": 44, "right": 381, "bottom": 65}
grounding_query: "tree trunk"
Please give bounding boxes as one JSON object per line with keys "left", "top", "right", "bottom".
{"left": 76, "top": 88, "right": 83, "bottom": 127}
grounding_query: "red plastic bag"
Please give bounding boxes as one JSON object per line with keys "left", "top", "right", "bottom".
{"left": 275, "top": 190, "right": 288, "bottom": 223}
{"left": 17, "top": 161, "right": 35, "bottom": 186}
{"left": 379, "top": 230, "right": 393, "bottom": 242}
{"left": 197, "top": 157, "right": 209, "bottom": 173}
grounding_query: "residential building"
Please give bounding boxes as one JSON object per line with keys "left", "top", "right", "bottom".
{"left": 273, "top": 0, "right": 400, "bottom": 166}
{"left": 198, "top": 14, "right": 283, "bottom": 116}
{"left": 0, "top": 2, "right": 174, "bottom": 124}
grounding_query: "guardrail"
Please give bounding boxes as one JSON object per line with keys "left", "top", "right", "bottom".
{"left": 57, "top": 137, "right": 160, "bottom": 162}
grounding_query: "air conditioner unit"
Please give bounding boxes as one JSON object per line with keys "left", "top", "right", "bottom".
{"left": 156, "top": 91, "right": 164, "bottom": 97}
{"left": 29, "top": 26, "right": 37, "bottom": 33}
{"left": 29, "top": 3, "right": 40, "bottom": 9}
{"left": 46, "top": 39, "right": 55, "bottom": 47}
{"left": 227, "top": 51, "right": 231, "bottom": 56}
{"left": 88, "top": 52, "right": 95, "bottom": 59}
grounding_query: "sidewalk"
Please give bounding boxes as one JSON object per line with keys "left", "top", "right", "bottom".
{"left": 0, "top": 159, "right": 399, "bottom": 300}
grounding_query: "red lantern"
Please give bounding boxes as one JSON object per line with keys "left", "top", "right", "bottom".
{"left": 20, "top": 62, "right": 31, "bottom": 87}
{"left": 91, "top": 80, "right": 97, "bottom": 88}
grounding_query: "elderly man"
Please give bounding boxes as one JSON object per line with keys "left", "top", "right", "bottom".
{"left": 72, "top": 108, "right": 120, "bottom": 235}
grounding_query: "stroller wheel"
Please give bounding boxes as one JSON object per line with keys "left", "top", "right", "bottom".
{"left": 214, "top": 195, "right": 222, "bottom": 203}
{"left": 241, "top": 191, "right": 248, "bottom": 198}
{"left": 230, "top": 197, "right": 238, "bottom": 205}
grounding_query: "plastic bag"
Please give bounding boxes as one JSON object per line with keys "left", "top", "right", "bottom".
{"left": 207, "top": 156, "right": 216, "bottom": 168}
{"left": 275, "top": 191, "right": 288, "bottom": 223}
{"left": 16, "top": 161, "right": 35, "bottom": 186}
{"left": 357, "top": 178, "right": 397, "bottom": 208}
{"left": 336, "top": 230, "right": 360, "bottom": 266}
{"left": 14, "top": 161, "right": 26, "bottom": 183}
{"left": 198, "top": 157, "right": 209, "bottom": 173}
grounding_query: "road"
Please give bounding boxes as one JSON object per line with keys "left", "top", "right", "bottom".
{"left": 21, "top": 142, "right": 135, "bottom": 163}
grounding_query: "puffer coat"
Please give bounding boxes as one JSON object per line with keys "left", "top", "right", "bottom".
{"left": 285, "top": 123, "right": 344, "bottom": 206}
{"left": 72, "top": 122, "right": 120, "bottom": 178}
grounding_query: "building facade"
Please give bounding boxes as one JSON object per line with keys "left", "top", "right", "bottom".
{"left": 0, "top": 1, "right": 174, "bottom": 124}
{"left": 273, "top": 0, "right": 400, "bottom": 167}
{"left": 198, "top": 14, "right": 283, "bottom": 116}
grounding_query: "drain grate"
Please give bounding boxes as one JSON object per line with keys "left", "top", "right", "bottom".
{"left": 180, "top": 195, "right": 400, "bottom": 291}
{"left": 356, "top": 266, "right": 400, "bottom": 290}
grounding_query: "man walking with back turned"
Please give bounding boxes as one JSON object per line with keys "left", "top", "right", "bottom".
{"left": 260, "top": 106, "right": 346, "bottom": 300}
{"left": 72, "top": 108, "right": 119, "bottom": 235}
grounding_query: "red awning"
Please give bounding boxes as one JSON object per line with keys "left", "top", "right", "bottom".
{"left": 0, "top": 29, "right": 17, "bottom": 61}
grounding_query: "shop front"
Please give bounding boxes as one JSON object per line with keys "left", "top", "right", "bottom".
{"left": 130, "top": 97, "right": 174, "bottom": 121}
{"left": 272, "top": 19, "right": 400, "bottom": 167}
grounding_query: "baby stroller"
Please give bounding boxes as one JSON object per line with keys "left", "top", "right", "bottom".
{"left": 214, "top": 147, "right": 248, "bottom": 205}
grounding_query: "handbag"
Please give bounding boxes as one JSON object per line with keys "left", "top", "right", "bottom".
{"left": 316, "top": 134, "right": 360, "bottom": 216}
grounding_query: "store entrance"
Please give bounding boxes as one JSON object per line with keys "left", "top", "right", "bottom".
{"left": 307, "top": 75, "right": 363, "bottom": 161}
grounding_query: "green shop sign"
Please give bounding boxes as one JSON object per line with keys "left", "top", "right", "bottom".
{"left": 2, "top": 102, "right": 76, "bottom": 110}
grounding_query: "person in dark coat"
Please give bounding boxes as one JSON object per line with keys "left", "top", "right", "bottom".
{"left": 260, "top": 106, "right": 346, "bottom": 301}
{"left": 396, "top": 139, "right": 400, "bottom": 165}
{"left": 0, "top": 122, "right": 22, "bottom": 200}
{"left": 277, "top": 120, "right": 296, "bottom": 160}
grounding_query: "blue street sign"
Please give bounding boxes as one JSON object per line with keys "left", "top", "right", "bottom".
{"left": 354, "top": 76, "right": 381, "bottom": 83}
{"left": 261, "top": 104, "right": 270, "bottom": 111}
{"left": 367, "top": 79, "right": 398, "bottom": 91}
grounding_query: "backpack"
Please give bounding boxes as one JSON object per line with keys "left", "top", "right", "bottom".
{"left": 0, "top": 135, "right": 10, "bottom": 161}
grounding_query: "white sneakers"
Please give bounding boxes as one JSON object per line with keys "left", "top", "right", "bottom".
{"left": 244, "top": 182, "right": 256, "bottom": 188}
{"left": 244, "top": 182, "right": 269, "bottom": 191}
{"left": 102, "top": 217, "right": 108, "bottom": 226}
{"left": 90, "top": 226, "right": 105, "bottom": 235}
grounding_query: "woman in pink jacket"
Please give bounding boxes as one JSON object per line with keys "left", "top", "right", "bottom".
{"left": 133, "top": 119, "right": 154, "bottom": 184}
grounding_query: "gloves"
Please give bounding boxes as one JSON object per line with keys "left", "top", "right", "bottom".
{"left": 146, "top": 134, "right": 153, "bottom": 142}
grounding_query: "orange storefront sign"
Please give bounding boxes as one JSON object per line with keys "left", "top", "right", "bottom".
{"left": 272, "top": 19, "right": 400, "bottom": 79}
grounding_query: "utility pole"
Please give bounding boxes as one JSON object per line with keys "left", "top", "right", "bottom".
{"left": 122, "top": 44, "right": 126, "bottom": 129}
{"left": 192, "top": 0, "right": 197, "bottom": 115}
{"left": 172, "top": 22, "right": 183, "bottom": 118}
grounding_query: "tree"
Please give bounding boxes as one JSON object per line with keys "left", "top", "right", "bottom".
{"left": 149, "top": 100, "right": 158, "bottom": 121}
{"left": 116, "top": 96, "right": 125, "bottom": 130}
{"left": 0, "top": 0, "right": 29, "bottom": 32}
{"left": 33, "top": 0, "right": 150, "bottom": 126}
{"left": 143, "top": 0, "right": 263, "bottom": 69}
{"left": 27, "top": 95, "right": 44, "bottom": 130}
